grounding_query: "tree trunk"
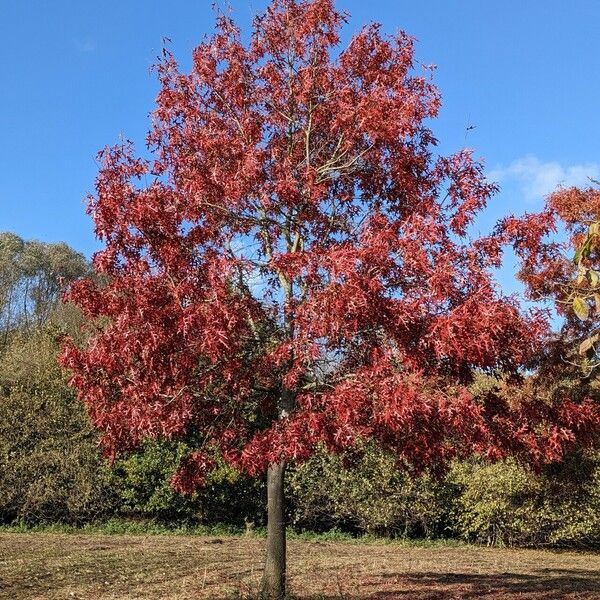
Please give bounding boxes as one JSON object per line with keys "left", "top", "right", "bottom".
{"left": 261, "top": 460, "right": 287, "bottom": 599}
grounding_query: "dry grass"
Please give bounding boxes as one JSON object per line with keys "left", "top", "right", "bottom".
{"left": 0, "top": 533, "right": 599, "bottom": 599}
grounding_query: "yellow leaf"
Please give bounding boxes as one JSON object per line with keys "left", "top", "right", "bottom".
{"left": 573, "top": 296, "right": 590, "bottom": 320}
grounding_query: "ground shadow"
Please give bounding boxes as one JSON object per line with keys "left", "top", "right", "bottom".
{"left": 299, "top": 568, "right": 600, "bottom": 599}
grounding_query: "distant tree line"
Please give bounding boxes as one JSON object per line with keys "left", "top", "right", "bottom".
{"left": 0, "top": 231, "right": 599, "bottom": 547}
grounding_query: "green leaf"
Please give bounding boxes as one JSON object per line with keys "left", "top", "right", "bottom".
{"left": 589, "top": 270, "right": 600, "bottom": 288}
{"left": 573, "top": 296, "right": 590, "bottom": 320}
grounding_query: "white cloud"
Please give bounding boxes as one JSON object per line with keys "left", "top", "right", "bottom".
{"left": 489, "top": 156, "right": 600, "bottom": 203}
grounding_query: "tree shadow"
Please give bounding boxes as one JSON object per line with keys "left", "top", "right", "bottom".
{"left": 299, "top": 567, "right": 600, "bottom": 599}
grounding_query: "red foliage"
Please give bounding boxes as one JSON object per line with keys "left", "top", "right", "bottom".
{"left": 502, "top": 186, "right": 600, "bottom": 326}
{"left": 62, "top": 0, "right": 599, "bottom": 489}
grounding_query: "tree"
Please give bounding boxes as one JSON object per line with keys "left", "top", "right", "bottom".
{"left": 502, "top": 184, "right": 600, "bottom": 373}
{"left": 61, "top": 1, "right": 599, "bottom": 596}
{"left": 0, "top": 232, "right": 89, "bottom": 348}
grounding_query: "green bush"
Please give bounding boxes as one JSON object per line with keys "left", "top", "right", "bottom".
{"left": 0, "top": 328, "right": 119, "bottom": 524}
{"left": 287, "top": 443, "right": 452, "bottom": 538}
{"left": 449, "top": 453, "right": 600, "bottom": 547}
{"left": 288, "top": 442, "right": 600, "bottom": 548}
{"left": 449, "top": 459, "right": 545, "bottom": 546}
{"left": 538, "top": 452, "right": 600, "bottom": 546}
{"left": 115, "top": 440, "right": 199, "bottom": 522}
{"left": 115, "top": 440, "right": 265, "bottom": 527}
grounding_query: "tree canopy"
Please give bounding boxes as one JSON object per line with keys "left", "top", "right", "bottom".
{"left": 0, "top": 232, "right": 88, "bottom": 346}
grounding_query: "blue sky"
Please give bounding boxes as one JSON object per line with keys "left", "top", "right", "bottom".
{"left": 2, "top": 0, "right": 599, "bottom": 290}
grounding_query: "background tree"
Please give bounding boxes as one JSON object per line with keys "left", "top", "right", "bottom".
{"left": 62, "top": 1, "right": 599, "bottom": 596}
{"left": 0, "top": 232, "right": 89, "bottom": 348}
{"left": 552, "top": 186, "right": 600, "bottom": 367}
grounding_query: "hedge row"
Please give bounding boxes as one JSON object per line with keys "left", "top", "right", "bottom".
{"left": 1, "top": 325, "right": 599, "bottom": 547}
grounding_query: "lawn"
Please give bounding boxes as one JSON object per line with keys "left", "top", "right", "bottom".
{"left": 0, "top": 533, "right": 599, "bottom": 599}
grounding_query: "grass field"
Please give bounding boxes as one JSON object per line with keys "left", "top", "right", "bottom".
{"left": 0, "top": 533, "right": 599, "bottom": 599}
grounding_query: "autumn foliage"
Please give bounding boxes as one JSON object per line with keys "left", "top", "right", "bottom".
{"left": 62, "top": 0, "right": 598, "bottom": 498}
{"left": 504, "top": 184, "right": 600, "bottom": 372}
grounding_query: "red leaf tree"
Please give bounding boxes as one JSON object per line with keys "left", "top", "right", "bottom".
{"left": 62, "top": 1, "right": 599, "bottom": 596}
{"left": 503, "top": 184, "right": 600, "bottom": 374}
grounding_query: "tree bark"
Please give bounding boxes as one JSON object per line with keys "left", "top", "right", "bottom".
{"left": 261, "top": 460, "right": 287, "bottom": 599}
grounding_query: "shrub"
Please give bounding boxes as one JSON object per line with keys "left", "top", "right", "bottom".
{"left": 541, "top": 452, "right": 600, "bottom": 546}
{"left": 115, "top": 440, "right": 265, "bottom": 527}
{"left": 450, "top": 453, "right": 600, "bottom": 547}
{"left": 0, "top": 328, "right": 119, "bottom": 524}
{"left": 449, "top": 459, "right": 545, "bottom": 546}
{"left": 287, "top": 443, "right": 452, "bottom": 538}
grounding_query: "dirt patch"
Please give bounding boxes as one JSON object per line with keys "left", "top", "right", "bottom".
{"left": 0, "top": 533, "right": 599, "bottom": 599}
